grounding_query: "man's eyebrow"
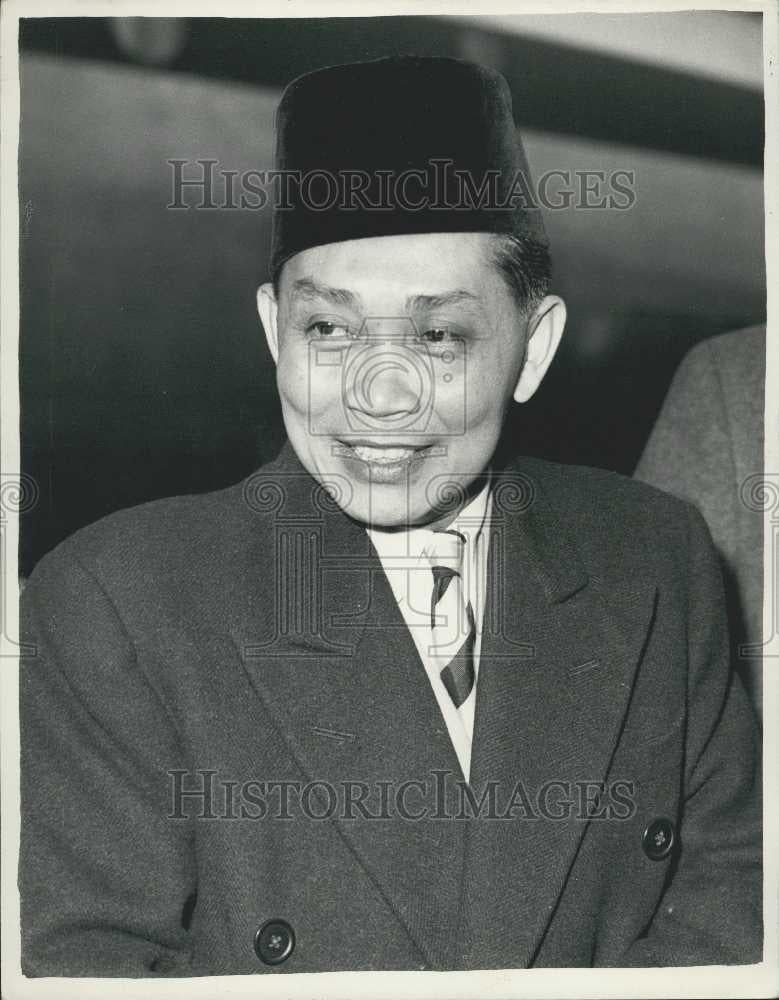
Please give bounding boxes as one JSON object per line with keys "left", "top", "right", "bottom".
{"left": 405, "top": 290, "right": 481, "bottom": 311}
{"left": 287, "top": 280, "right": 480, "bottom": 313}
{"left": 288, "top": 278, "right": 362, "bottom": 309}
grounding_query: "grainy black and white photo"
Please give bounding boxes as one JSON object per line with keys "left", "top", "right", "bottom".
{"left": 3, "top": 3, "right": 775, "bottom": 994}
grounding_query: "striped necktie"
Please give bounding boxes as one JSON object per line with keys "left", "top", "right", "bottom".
{"left": 426, "top": 529, "right": 476, "bottom": 709}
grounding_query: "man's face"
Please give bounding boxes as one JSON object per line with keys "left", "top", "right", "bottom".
{"left": 259, "top": 232, "right": 551, "bottom": 528}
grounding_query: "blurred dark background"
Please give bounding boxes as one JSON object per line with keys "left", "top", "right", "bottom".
{"left": 19, "top": 14, "right": 765, "bottom": 576}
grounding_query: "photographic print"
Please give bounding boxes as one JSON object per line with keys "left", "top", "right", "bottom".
{"left": 2, "top": 3, "right": 776, "bottom": 997}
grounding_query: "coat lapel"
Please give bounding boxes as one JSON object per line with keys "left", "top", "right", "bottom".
{"left": 457, "top": 462, "right": 658, "bottom": 969}
{"left": 230, "top": 445, "right": 467, "bottom": 968}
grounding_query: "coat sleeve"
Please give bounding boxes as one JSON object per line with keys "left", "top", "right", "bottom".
{"left": 618, "top": 504, "right": 762, "bottom": 966}
{"left": 19, "top": 541, "right": 197, "bottom": 977}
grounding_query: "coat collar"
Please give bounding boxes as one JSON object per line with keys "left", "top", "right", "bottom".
{"left": 234, "top": 443, "right": 591, "bottom": 657}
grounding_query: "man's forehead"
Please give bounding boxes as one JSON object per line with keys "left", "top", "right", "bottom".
{"left": 278, "top": 231, "right": 500, "bottom": 306}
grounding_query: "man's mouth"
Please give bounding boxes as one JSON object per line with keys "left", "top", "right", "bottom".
{"left": 348, "top": 444, "right": 418, "bottom": 464}
{"left": 331, "top": 440, "right": 445, "bottom": 477}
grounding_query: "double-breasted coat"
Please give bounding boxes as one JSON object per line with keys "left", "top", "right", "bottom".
{"left": 19, "top": 444, "right": 762, "bottom": 975}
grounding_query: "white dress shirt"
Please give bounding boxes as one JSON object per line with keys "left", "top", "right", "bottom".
{"left": 366, "top": 480, "right": 492, "bottom": 781}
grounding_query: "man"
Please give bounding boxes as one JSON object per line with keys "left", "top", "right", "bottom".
{"left": 635, "top": 325, "right": 766, "bottom": 719}
{"left": 19, "top": 56, "right": 761, "bottom": 976}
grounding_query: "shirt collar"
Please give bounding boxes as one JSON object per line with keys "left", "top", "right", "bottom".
{"left": 442, "top": 475, "right": 491, "bottom": 548}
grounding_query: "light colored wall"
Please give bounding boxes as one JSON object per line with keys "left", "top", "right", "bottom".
{"left": 457, "top": 11, "right": 763, "bottom": 87}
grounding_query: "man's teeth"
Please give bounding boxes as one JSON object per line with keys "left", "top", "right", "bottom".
{"left": 350, "top": 445, "right": 418, "bottom": 464}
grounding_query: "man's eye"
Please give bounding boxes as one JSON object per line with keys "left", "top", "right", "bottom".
{"left": 308, "top": 321, "right": 351, "bottom": 338}
{"left": 421, "top": 328, "right": 460, "bottom": 343}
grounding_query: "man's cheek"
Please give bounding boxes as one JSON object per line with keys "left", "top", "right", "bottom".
{"left": 465, "top": 366, "right": 513, "bottom": 425}
{"left": 459, "top": 381, "right": 497, "bottom": 432}
{"left": 277, "top": 354, "right": 321, "bottom": 418}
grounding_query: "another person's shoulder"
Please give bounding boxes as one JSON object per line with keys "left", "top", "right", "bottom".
{"left": 634, "top": 323, "right": 765, "bottom": 504}
{"left": 647, "top": 324, "right": 764, "bottom": 426}
{"left": 682, "top": 324, "right": 765, "bottom": 386}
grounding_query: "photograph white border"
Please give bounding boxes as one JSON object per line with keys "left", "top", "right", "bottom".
{"left": 2, "top": 2, "right": 776, "bottom": 997}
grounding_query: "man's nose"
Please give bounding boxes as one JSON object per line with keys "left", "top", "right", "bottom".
{"left": 343, "top": 342, "right": 428, "bottom": 422}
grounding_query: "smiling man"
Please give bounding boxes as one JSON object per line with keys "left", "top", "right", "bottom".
{"left": 19, "top": 56, "right": 761, "bottom": 976}
{"left": 257, "top": 231, "right": 563, "bottom": 527}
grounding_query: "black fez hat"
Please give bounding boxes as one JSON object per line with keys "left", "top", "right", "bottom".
{"left": 269, "top": 55, "right": 546, "bottom": 279}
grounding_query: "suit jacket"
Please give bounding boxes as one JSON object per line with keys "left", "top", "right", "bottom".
{"left": 635, "top": 325, "right": 765, "bottom": 718}
{"left": 19, "top": 444, "right": 762, "bottom": 976}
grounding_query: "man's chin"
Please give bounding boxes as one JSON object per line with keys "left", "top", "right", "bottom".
{"left": 340, "top": 497, "right": 419, "bottom": 530}
{"left": 337, "top": 488, "right": 462, "bottom": 531}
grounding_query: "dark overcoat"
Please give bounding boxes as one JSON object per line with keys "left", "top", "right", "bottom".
{"left": 19, "top": 444, "right": 762, "bottom": 975}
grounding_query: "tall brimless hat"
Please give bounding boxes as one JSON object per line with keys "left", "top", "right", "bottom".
{"left": 269, "top": 55, "right": 547, "bottom": 279}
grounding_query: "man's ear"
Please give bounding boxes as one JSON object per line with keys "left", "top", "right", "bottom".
{"left": 513, "top": 295, "right": 566, "bottom": 403}
{"left": 256, "top": 283, "right": 279, "bottom": 364}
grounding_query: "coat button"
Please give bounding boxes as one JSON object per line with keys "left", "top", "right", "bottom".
{"left": 254, "top": 918, "right": 295, "bottom": 965}
{"left": 642, "top": 817, "right": 675, "bottom": 861}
